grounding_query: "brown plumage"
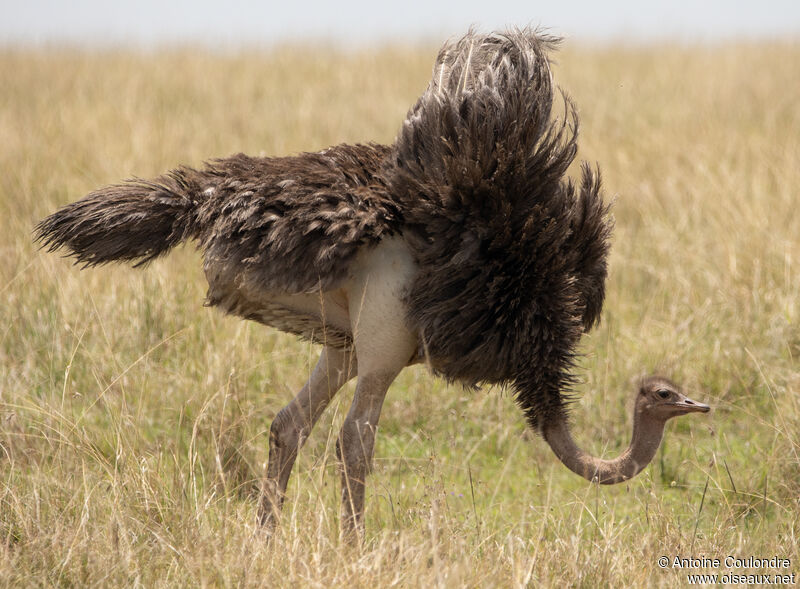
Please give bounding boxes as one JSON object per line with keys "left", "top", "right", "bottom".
{"left": 35, "top": 28, "right": 709, "bottom": 538}
{"left": 38, "top": 143, "right": 398, "bottom": 292}
{"left": 37, "top": 143, "right": 399, "bottom": 347}
{"left": 387, "top": 31, "right": 611, "bottom": 429}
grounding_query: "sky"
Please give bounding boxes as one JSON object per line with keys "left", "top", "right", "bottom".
{"left": 2, "top": 0, "right": 800, "bottom": 47}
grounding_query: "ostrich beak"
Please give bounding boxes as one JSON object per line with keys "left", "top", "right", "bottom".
{"left": 672, "top": 395, "right": 710, "bottom": 414}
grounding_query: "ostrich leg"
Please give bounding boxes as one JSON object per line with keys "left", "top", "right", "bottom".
{"left": 260, "top": 345, "right": 357, "bottom": 527}
{"left": 337, "top": 240, "right": 417, "bottom": 540}
{"left": 337, "top": 369, "right": 404, "bottom": 540}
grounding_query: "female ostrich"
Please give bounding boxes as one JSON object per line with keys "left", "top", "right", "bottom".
{"left": 35, "top": 29, "right": 709, "bottom": 536}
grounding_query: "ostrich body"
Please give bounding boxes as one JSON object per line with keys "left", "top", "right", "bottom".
{"left": 35, "top": 30, "right": 709, "bottom": 536}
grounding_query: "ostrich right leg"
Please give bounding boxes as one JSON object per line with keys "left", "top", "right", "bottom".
{"left": 260, "top": 345, "right": 356, "bottom": 527}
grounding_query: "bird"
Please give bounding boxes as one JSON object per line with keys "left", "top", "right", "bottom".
{"left": 35, "top": 28, "right": 710, "bottom": 538}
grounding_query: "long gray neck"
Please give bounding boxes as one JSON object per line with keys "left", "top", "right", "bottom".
{"left": 542, "top": 408, "right": 666, "bottom": 484}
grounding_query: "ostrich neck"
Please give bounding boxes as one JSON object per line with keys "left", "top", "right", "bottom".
{"left": 542, "top": 408, "right": 667, "bottom": 484}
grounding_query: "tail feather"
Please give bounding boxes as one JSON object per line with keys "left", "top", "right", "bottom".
{"left": 35, "top": 168, "right": 204, "bottom": 267}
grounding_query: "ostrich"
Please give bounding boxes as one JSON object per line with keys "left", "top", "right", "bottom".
{"left": 35, "top": 29, "right": 709, "bottom": 537}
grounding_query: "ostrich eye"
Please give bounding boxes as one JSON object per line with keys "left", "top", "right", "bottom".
{"left": 657, "top": 389, "right": 670, "bottom": 399}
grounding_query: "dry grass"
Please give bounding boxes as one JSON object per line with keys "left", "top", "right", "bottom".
{"left": 1, "top": 40, "right": 798, "bottom": 587}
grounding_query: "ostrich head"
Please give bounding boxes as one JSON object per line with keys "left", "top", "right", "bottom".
{"left": 635, "top": 376, "right": 710, "bottom": 421}
{"left": 543, "top": 376, "right": 709, "bottom": 484}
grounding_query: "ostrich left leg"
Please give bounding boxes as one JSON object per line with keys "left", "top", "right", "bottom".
{"left": 260, "top": 345, "right": 356, "bottom": 527}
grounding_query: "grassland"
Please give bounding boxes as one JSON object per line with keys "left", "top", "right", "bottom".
{"left": 1, "top": 39, "right": 798, "bottom": 587}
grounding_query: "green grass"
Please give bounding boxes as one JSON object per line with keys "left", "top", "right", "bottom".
{"left": 1, "top": 41, "right": 798, "bottom": 587}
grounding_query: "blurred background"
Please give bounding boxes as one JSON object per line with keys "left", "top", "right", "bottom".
{"left": 3, "top": 0, "right": 800, "bottom": 47}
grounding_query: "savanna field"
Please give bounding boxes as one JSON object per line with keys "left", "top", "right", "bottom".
{"left": 1, "top": 40, "right": 798, "bottom": 587}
